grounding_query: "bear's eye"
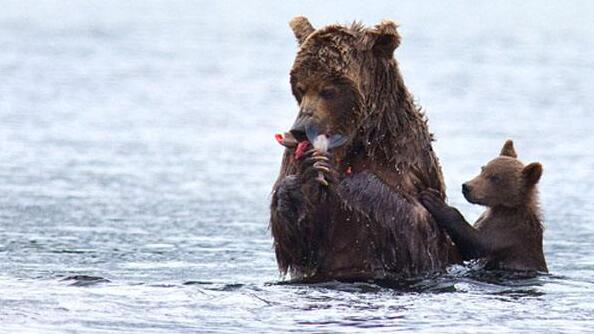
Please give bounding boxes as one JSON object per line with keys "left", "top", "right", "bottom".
{"left": 489, "top": 175, "right": 501, "bottom": 183}
{"left": 295, "top": 84, "right": 306, "bottom": 99}
{"left": 319, "top": 86, "right": 339, "bottom": 99}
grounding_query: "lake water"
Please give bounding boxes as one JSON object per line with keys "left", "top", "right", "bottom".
{"left": 1, "top": 1, "right": 593, "bottom": 333}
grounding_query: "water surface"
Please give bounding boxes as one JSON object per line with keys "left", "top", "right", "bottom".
{"left": 1, "top": 1, "right": 593, "bottom": 333}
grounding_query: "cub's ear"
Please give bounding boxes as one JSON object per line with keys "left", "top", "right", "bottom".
{"left": 362, "top": 19, "right": 401, "bottom": 57}
{"left": 500, "top": 139, "right": 518, "bottom": 158}
{"left": 289, "top": 16, "right": 315, "bottom": 45}
{"left": 522, "top": 162, "right": 543, "bottom": 186}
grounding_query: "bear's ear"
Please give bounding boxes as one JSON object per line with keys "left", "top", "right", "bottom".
{"left": 522, "top": 162, "right": 543, "bottom": 186}
{"left": 362, "top": 19, "right": 401, "bottom": 58}
{"left": 499, "top": 139, "right": 518, "bottom": 158}
{"left": 289, "top": 16, "right": 315, "bottom": 45}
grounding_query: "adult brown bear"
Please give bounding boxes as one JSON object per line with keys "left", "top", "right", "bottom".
{"left": 270, "top": 17, "right": 459, "bottom": 282}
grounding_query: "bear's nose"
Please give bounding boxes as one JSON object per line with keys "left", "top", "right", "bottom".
{"left": 289, "top": 117, "right": 310, "bottom": 142}
{"left": 462, "top": 183, "right": 471, "bottom": 196}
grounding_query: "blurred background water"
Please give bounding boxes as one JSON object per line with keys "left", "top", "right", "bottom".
{"left": 1, "top": 0, "right": 593, "bottom": 333}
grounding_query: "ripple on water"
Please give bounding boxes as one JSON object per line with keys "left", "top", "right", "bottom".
{"left": 61, "top": 275, "right": 111, "bottom": 287}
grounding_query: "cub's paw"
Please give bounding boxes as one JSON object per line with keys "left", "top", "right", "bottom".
{"left": 419, "top": 189, "right": 464, "bottom": 226}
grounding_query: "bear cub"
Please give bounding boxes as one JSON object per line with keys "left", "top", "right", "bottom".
{"left": 420, "top": 140, "right": 548, "bottom": 273}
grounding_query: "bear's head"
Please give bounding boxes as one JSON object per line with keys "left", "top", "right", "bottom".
{"left": 462, "top": 140, "right": 543, "bottom": 208}
{"left": 286, "top": 16, "right": 407, "bottom": 162}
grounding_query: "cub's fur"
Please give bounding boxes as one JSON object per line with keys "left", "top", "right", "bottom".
{"left": 420, "top": 140, "right": 547, "bottom": 273}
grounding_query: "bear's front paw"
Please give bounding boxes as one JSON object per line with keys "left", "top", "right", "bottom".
{"left": 419, "top": 189, "right": 463, "bottom": 227}
{"left": 298, "top": 148, "right": 339, "bottom": 188}
{"left": 274, "top": 176, "right": 307, "bottom": 223}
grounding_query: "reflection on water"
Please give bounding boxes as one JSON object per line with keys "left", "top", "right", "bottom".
{"left": 1, "top": 0, "right": 594, "bottom": 333}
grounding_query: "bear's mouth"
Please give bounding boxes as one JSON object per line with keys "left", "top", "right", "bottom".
{"left": 275, "top": 132, "right": 311, "bottom": 160}
{"left": 462, "top": 190, "right": 474, "bottom": 203}
{"left": 290, "top": 128, "right": 308, "bottom": 142}
{"left": 275, "top": 123, "right": 348, "bottom": 162}
{"left": 275, "top": 118, "right": 315, "bottom": 148}
{"left": 463, "top": 191, "right": 485, "bottom": 205}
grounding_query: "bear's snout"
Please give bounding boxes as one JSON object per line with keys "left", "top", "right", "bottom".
{"left": 462, "top": 183, "right": 471, "bottom": 197}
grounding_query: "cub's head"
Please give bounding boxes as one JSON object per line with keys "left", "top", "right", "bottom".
{"left": 286, "top": 16, "right": 401, "bottom": 150}
{"left": 462, "top": 140, "right": 543, "bottom": 208}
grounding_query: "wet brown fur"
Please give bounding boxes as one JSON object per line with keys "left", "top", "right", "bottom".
{"left": 270, "top": 17, "right": 459, "bottom": 281}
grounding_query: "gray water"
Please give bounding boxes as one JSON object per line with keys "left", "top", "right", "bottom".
{"left": 1, "top": 1, "right": 593, "bottom": 333}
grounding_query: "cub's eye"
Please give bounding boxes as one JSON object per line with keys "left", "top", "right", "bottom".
{"left": 319, "top": 86, "right": 339, "bottom": 99}
{"left": 489, "top": 175, "right": 501, "bottom": 183}
{"left": 295, "top": 85, "right": 306, "bottom": 97}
